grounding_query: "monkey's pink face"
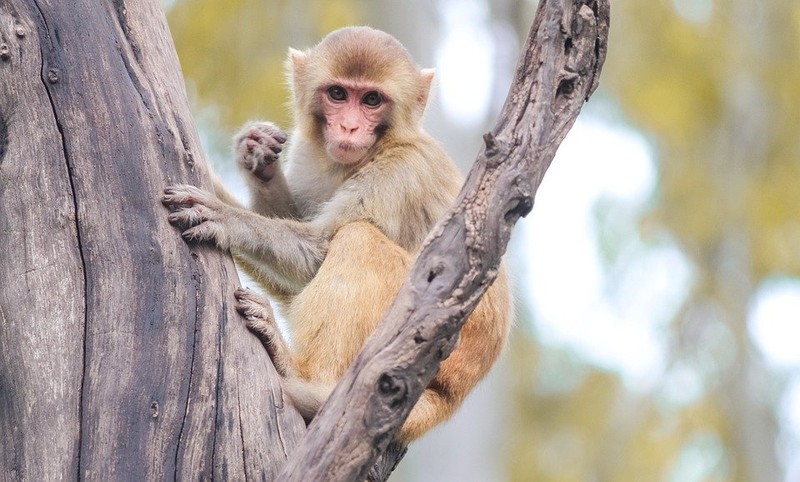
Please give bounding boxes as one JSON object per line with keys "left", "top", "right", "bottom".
{"left": 320, "top": 82, "right": 390, "bottom": 165}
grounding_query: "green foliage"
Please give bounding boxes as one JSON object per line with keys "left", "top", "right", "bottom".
{"left": 606, "top": 0, "right": 800, "bottom": 278}
{"left": 507, "top": 1, "right": 800, "bottom": 480}
{"left": 167, "top": 0, "right": 362, "bottom": 132}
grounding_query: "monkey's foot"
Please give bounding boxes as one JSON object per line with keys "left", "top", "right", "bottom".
{"left": 234, "top": 121, "right": 287, "bottom": 182}
{"left": 234, "top": 287, "right": 276, "bottom": 327}
{"left": 234, "top": 287, "right": 292, "bottom": 377}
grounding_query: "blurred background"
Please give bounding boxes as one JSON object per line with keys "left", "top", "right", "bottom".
{"left": 164, "top": 0, "right": 800, "bottom": 480}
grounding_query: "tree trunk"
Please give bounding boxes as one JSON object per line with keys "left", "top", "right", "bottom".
{"left": 0, "top": 1, "right": 304, "bottom": 480}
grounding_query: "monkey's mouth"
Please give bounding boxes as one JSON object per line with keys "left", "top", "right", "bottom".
{"left": 337, "top": 142, "right": 367, "bottom": 152}
{"left": 331, "top": 142, "right": 370, "bottom": 165}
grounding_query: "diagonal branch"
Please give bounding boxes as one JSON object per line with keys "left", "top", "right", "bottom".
{"left": 279, "top": 0, "right": 610, "bottom": 480}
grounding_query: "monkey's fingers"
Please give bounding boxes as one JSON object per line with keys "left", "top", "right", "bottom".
{"left": 239, "top": 143, "right": 280, "bottom": 182}
{"left": 180, "top": 220, "right": 222, "bottom": 243}
{"left": 246, "top": 121, "right": 287, "bottom": 144}
{"left": 166, "top": 202, "right": 215, "bottom": 229}
{"left": 162, "top": 184, "right": 213, "bottom": 208}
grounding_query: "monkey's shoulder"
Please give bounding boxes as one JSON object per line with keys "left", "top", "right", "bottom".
{"left": 369, "top": 136, "right": 461, "bottom": 184}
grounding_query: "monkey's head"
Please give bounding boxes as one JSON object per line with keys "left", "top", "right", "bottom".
{"left": 288, "top": 26, "right": 434, "bottom": 166}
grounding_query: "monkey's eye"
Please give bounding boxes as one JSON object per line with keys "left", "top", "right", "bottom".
{"left": 328, "top": 86, "right": 347, "bottom": 101}
{"left": 362, "top": 91, "right": 382, "bottom": 107}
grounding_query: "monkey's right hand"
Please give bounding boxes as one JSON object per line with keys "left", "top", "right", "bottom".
{"left": 162, "top": 184, "right": 232, "bottom": 246}
{"left": 234, "top": 121, "right": 287, "bottom": 183}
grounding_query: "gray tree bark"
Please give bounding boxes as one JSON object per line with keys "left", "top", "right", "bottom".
{"left": 0, "top": 1, "right": 304, "bottom": 480}
{"left": 280, "top": 0, "right": 610, "bottom": 480}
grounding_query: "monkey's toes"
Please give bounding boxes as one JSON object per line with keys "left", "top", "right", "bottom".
{"left": 234, "top": 288, "right": 275, "bottom": 323}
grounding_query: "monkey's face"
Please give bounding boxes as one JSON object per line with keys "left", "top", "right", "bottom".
{"left": 319, "top": 81, "right": 390, "bottom": 165}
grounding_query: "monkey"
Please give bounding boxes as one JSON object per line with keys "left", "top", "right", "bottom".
{"left": 162, "top": 26, "right": 511, "bottom": 443}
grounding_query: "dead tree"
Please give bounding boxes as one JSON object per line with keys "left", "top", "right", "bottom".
{"left": 0, "top": 0, "right": 608, "bottom": 480}
{"left": 0, "top": 2, "right": 303, "bottom": 479}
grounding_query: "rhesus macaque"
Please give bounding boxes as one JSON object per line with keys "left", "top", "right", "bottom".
{"left": 163, "top": 26, "right": 510, "bottom": 443}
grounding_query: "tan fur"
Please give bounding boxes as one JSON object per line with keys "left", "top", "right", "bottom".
{"left": 288, "top": 222, "right": 509, "bottom": 443}
{"left": 166, "top": 26, "right": 511, "bottom": 442}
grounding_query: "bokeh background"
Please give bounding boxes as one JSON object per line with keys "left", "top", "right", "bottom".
{"left": 164, "top": 1, "right": 800, "bottom": 480}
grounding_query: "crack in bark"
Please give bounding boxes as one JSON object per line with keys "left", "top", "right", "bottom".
{"left": 29, "top": 2, "right": 89, "bottom": 478}
{"left": 210, "top": 299, "right": 223, "bottom": 480}
{"left": 173, "top": 252, "right": 203, "bottom": 480}
{"left": 236, "top": 374, "right": 249, "bottom": 482}
{"left": 0, "top": 114, "right": 8, "bottom": 166}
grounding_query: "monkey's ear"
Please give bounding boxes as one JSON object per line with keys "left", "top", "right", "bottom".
{"left": 288, "top": 48, "right": 307, "bottom": 70}
{"left": 286, "top": 48, "right": 308, "bottom": 96}
{"left": 417, "top": 68, "right": 435, "bottom": 110}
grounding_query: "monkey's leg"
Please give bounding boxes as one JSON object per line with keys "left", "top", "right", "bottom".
{"left": 233, "top": 287, "right": 295, "bottom": 378}
{"left": 399, "top": 271, "right": 511, "bottom": 442}
{"left": 286, "top": 221, "right": 413, "bottom": 426}
{"left": 399, "top": 388, "right": 459, "bottom": 443}
{"left": 281, "top": 377, "right": 336, "bottom": 423}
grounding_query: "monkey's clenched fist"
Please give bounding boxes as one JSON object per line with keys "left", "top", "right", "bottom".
{"left": 234, "top": 121, "right": 287, "bottom": 182}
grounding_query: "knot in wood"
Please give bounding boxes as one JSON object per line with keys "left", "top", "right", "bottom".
{"left": 482, "top": 133, "right": 510, "bottom": 168}
{"left": 504, "top": 196, "right": 533, "bottom": 222}
{"left": 48, "top": 68, "right": 60, "bottom": 84}
{"left": 0, "top": 44, "right": 10, "bottom": 61}
{"left": 377, "top": 373, "right": 406, "bottom": 409}
{"left": 557, "top": 73, "right": 579, "bottom": 98}
{"left": 15, "top": 26, "right": 26, "bottom": 38}
{"left": 426, "top": 262, "right": 444, "bottom": 283}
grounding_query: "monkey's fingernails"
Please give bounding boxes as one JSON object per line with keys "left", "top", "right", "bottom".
{"left": 181, "top": 228, "right": 204, "bottom": 242}
{"left": 162, "top": 194, "right": 192, "bottom": 208}
{"left": 167, "top": 212, "right": 193, "bottom": 226}
{"left": 275, "top": 132, "right": 287, "bottom": 144}
{"left": 161, "top": 194, "right": 180, "bottom": 206}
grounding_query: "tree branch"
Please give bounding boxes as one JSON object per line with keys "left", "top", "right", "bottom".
{"left": 280, "top": 0, "right": 610, "bottom": 480}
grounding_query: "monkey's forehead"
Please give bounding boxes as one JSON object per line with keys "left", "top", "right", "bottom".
{"left": 314, "top": 27, "right": 420, "bottom": 81}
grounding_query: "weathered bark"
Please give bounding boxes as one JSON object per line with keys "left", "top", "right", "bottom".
{"left": 0, "top": 1, "right": 303, "bottom": 480}
{"left": 279, "top": 0, "right": 610, "bottom": 480}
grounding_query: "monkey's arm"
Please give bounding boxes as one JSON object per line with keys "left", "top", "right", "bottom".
{"left": 235, "top": 121, "right": 299, "bottom": 219}
{"left": 162, "top": 184, "right": 327, "bottom": 293}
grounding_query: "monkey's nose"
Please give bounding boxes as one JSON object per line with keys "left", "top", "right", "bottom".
{"left": 340, "top": 124, "right": 359, "bottom": 134}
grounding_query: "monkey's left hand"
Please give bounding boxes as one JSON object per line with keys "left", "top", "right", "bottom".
{"left": 162, "top": 184, "right": 232, "bottom": 246}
